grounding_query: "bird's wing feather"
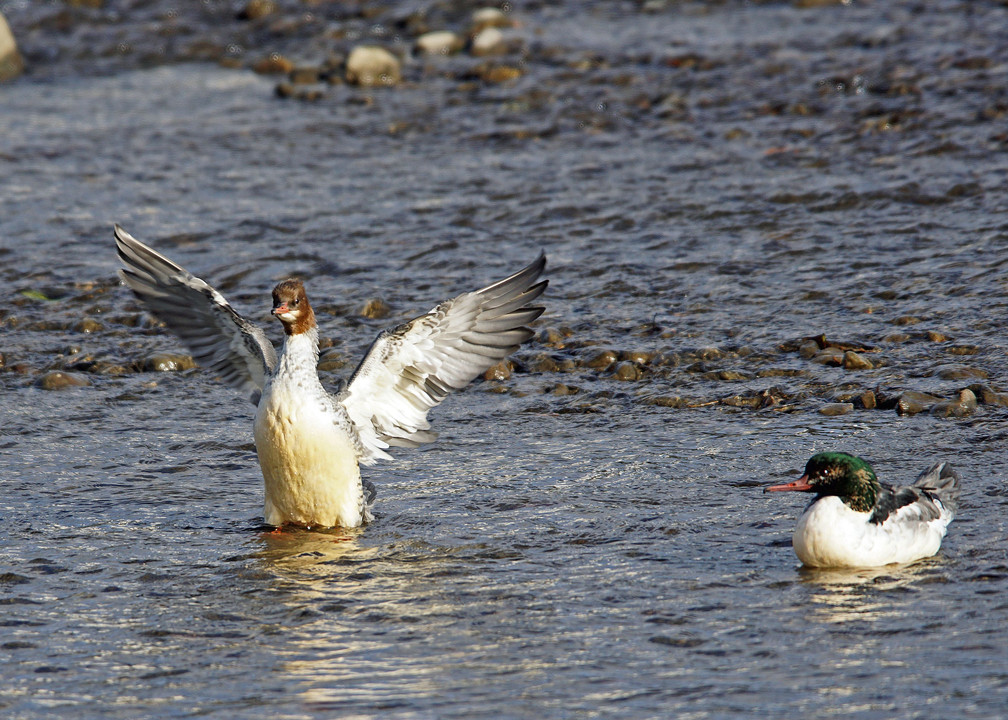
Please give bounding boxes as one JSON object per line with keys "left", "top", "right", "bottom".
{"left": 339, "top": 253, "right": 546, "bottom": 465}
{"left": 114, "top": 224, "right": 277, "bottom": 405}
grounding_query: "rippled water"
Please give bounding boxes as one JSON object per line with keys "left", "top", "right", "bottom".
{"left": 2, "top": 1, "right": 1008, "bottom": 718}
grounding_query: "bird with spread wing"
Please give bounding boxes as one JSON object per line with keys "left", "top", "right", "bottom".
{"left": 115, "top": 225, "right": 547, "bottom": 529}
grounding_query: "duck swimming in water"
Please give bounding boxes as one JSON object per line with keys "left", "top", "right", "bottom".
{"left": 765, "top": 452, "right": 959, "bottom": 568}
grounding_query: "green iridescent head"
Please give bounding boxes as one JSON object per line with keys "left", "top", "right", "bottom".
{"left": 800, "top": 452, "right": 880, "bottom": 512}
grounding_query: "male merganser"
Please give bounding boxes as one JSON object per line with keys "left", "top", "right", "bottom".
{"left": 114, "top": 225, "right": 546, "bottom": 529}
{"left": 765, "top": 452, "right": 960, "bottom": 568}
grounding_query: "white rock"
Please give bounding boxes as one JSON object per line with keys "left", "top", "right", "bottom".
{"left": 415, "top": 31, "right": 463, "bottom": 56}
{"left": 471, "top": 8, "right": 511, "bottom": 31}
{"left": 470, "top": 27, "right": 505, "bottom": 57}
{"left": 0, "top": 11, "right": 24, "bottom": 82}
{"left": 345, "top": 45, "right": 401, "bottom": 87}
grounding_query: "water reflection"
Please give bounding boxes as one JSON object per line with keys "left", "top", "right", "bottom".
{"left": 797, "top": 560, "right": 944, "bottom": 625}
{"left": 248, "top": 528, "right": 461, "bottom": 713}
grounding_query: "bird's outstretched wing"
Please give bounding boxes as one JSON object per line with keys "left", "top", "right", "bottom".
{"left": 339, "top": 253, "right": 547, "bottom": 464}
{"left": 114, "top": 224, "right": 277, "bottom": 405}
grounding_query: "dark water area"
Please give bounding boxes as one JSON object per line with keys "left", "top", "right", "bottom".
{"left": 2, "top": 1, "right": 1008, "bottom": 718}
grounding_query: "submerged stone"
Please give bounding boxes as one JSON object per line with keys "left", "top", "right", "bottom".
{"left": 930, "top": 389, "right": 978, "bottom": 418}
{"left": 819, "top": 402, "right": 854, "bottom": 416}
{"left": 37, "top": 371, "right": 90, "bottom": 390}
{"left": 142, "top": 353, "right": 197, "bottom": 372}
{"left": 895, "top": 390, "right": 942, "bottom": 416}
{"left": 842, "top": 350, "right": 873, "bottom": 370}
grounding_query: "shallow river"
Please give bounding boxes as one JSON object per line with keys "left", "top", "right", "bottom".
{"left": 1, "top": 1, "right": 1007, "bottom": 718}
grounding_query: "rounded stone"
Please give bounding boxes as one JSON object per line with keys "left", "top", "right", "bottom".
{"left": 471, "top": 8, "right": 512, "bottom": 31}
{"left": 37, "top": 371, "right": 91, "bottom": 390}
{"left": 613, "top": 361, "right": 642, "bottom": 381}
{"left": 237, "top": 0, "right": 276, "bottom": 20}
{"left": 415, "top": 31, "right": 464, "bottom": 56}
{"left": 584, "top": 349, "right": 618, "bottom": 371}
{"left": 75, "top": 318, "right": 103, "bottom": 333}
{"left": 896, "top": 390, "right": 942, "bottom": 416}
{"left": 819, "top": 402, "right": 854, "bottom": 416}
{"left": 483, "top": 359, "right": 512, "bottom": 381}
{"left": 842, "top": 350, "right": 873, "bottom": 370}
{"left": 361, "top": 298, "right": 391, "bottom": 319}
{"left": 0, "top": 12, "right": 24, "bottom": 82}
{"left": 797, "top": 339, "right": 820, "bottom": 359}
{"left": 142, "top": 353, "right": 197, "bottom": 372}
{"left": 812, "top": 347, "right": 844, "bottom": 366}
{"left": 470, "top": 27, "right": 506, "bottom": 57}
{"left": 345, "top": 46, "right": 401, "bottom": 87}
{"left": 935, "top": 364, "right": 987, "bottom": 380}
{"left": 252, "top": 53, "right": 294, "bottom": 75}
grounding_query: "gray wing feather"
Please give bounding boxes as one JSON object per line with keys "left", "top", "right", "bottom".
{"left": 114, "top": 224, "right": 277, "bottom": 405}
{"left": 340, "top": 253, "right": 546, "bottom": 464}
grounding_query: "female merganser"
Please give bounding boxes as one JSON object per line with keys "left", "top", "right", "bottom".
{"left": 114, "top": 225, "right": 546, "bottom": 529}
{"left": 765, "top": 452, "right": 960, "bottom": 568}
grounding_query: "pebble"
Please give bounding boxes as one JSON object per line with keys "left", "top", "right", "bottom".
{"left": 646, "top": 395, "right": 686, "bottom": 408}
{"left": 612, "top": 361, "right": 642, "bottom": 381}
{"left": 75, "top": 318, "right": 103, "bottom": 333}
{"left": 550, "top": 383, "right": 579, "bottom": 396}
{"left": 471, "top": 8, "right": 513, "bottom": 32}
{"left": 483, "top": 359, "right": 512, "bottom": 381}
{"left": 237, "top": 0, "right": 276, "bottom": 20}
{"left": 971, "top": 384, "right": 1008, "bottom": 407}
{"left": 538, "top": 327, "right": 567, "bottom": 348}
{"left": 896, "top": 390, "right": 943, "bottom": 416}
{"left": 842, "top": 350, "right": 873, "bottom": 370}
{"left": 797, "top": 339, "right": 820, "bottom": 359}
{"left": 620, "top": 350, "right": 654, "bottom": 365}
{"left": 584, "top": 349, "right": 618, "bottom": 371}
{"left": 345, "top": 46, "right": 401, "bottom": 87}
{"left": 252, "top": 53, "right": 294, "bottom": 75}
{"left": 317, "top": 349, "right": 346, "bottom": 373}
{"left": 858, "top": 389, "right": 877, "bottom": 409}
{"left": 36, "top": 371, "right": 90, "bottom": 390}
{"left": 361, "top": 298, "right": 391, "bottom": 319}
{"left": 289, "top": 66, "right": 321, "bottom": 85}
{"left": 819, "top": 402, "right": 854, "bottom": 416}
{"left": 811, "top": 347, "right": 844, "bottom": 366}
{"left": 935, "top": 364, "right": 987, "bottom": 380}
{"left": 142, "top": 353, "right": 197, "bottom": 372}
{"left": 415, "top": 31, "right": 464, "bottom": 56}
{"left": 470, "top": 28, "right": 506, "bottom": 57}
{"left": 0, "top": 11, "right": 24, "bottom": 82}
{"left": 927, "top": 330, "right": 950, "bottom": 342}
{"left": 930, "top": 389, "right": 978, "bottom": 418}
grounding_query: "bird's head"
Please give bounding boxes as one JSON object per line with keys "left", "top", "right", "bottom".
{"left": 765, "top": 452, "right": 880, "bottom": 512}
{"left": 271, "top": 279, "right": 316, "bottom": 335}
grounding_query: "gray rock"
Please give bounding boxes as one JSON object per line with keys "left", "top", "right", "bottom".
{"left": 934, "top": 364, "right": 987, "bottom": 380}
{"left": 819, "top": 402, "right": 854, "bottom": 416}
{"left": 930, "top": 389, "right": 978, "bottom": 418}
{"left": 896, "top": 390, "right": 942, "bottom": 416}
{"left": 812, "top": 347, "right": 844, "bottom": 365}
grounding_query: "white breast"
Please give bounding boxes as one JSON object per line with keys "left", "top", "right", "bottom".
{"left": 793, "top": 496, "right": 950, "bottom": 568}
{"left": 252, "top": 338, "right": 367, "bottom": 528}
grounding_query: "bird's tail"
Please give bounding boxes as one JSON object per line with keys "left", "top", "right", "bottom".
{"left": 913, "top": 462, "right": 960, "bottom": 514}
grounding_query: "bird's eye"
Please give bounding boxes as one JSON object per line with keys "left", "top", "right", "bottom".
{"left": 292, "top": 298, "right": 300, "bottom": 306}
